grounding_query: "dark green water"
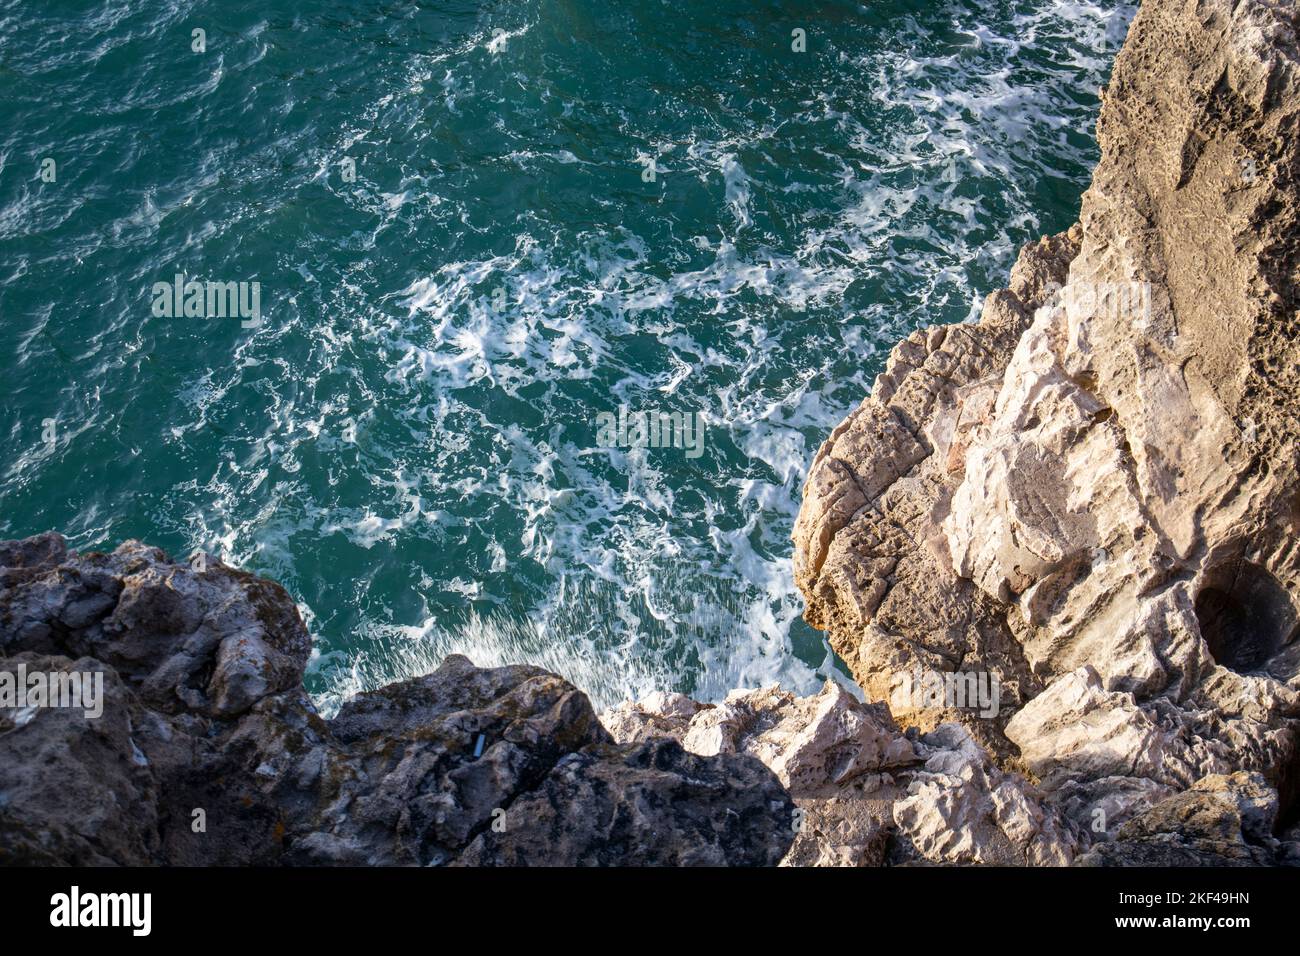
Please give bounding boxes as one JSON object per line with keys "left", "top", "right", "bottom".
{"left": 0, "top": 0, "right": 1133, "bottom": 710}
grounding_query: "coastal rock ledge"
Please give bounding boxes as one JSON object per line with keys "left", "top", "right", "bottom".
{"left": 0, "top": 533, "right": 794, "bottom": 866}
{"left": 4, "top": 0, "right": 1300, "bottom": 868}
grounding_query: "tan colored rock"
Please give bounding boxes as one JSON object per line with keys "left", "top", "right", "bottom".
{"left": 604, "top": 682, "right": 919, "bottom": 865}
{"left": 1004, "top": 666, "right": 1167, "bottom": 782}
{"left": 604, "top": 681, "right": 917, "bottom": 789}
{"left": 792, "top": 0, "right": 1300, "bottom": 854}
{"left": 791, "top": 229, "right": 1079, "bottom": 762}
{"left": 1078, "top": 771, "right": 1300, "bottom": 866}
{"left": 893, "top": 723, "right": 1078, "bottom": 866}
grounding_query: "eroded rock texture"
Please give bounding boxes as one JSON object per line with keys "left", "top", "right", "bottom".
{"left": 603, "top": 683, "right": 1080, "bottom": 866}
{"left": 787, "top": 0, "right": 1300, "bottom": 863}
{"left": 0, "top": 534, "right": 794, "bottom": 866}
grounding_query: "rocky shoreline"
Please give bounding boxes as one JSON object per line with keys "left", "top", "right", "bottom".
{"left": 3, "top": 0, "right": 1299, "bottom": 866}
{"left": 0, "top": 533, "right": 796, "bottom": 865}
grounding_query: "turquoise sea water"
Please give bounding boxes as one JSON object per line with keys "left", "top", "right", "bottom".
{"left": 0, "top": 0, "right": 1133, "bottom": 711}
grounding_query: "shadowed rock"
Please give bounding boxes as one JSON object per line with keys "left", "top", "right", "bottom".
{"left": 0, "top": 535, "right": 793, "bottom": 867}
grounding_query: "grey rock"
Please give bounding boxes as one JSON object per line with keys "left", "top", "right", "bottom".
{"left": 0, "top": 534, "right": 793, "bottom": 867}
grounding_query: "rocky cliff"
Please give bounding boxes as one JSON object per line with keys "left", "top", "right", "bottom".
{"left": 606, "top": 0, "right": 1300, "bottom": 867}
{"left": 0, "top": 534, "right": 794, "bottom": 865}
{"left": 4, "top": 0, "right": 1299, "bottom": 868}
{"left": 781, "top": 0, "right": 1300, "bottom": 864}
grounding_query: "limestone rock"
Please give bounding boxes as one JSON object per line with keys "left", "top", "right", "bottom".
{"left": 898, "top": 723, "right": 1078, "bottom": 866}
{"left": 1005, "top": 666, "right": 1168, "bottom": 783}
{"left": 602, "top": 681, "right": 920, "bottom": 791}
{"left": 1078, "top": 772, "right": 1300, "bottom": 866}
{"left": 791, "top": 0, "right": 1300, "bottom": 865}
{"left": 604, "top": 684, "right": 1079, "bottom": 866}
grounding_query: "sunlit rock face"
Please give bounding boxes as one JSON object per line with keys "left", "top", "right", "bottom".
{"left": 791, "top": 0, "right": 1300, "bottom": 861}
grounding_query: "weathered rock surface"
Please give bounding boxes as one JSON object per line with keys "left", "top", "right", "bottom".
{"left": 1078, "top": 771, "right": 1300, "bottom": 867}
{"left": 603, "top": 683, "right": 1078, "bottom": 866}
{"left": 789, "top": 0, "right": 1300, "bottom": 864}
{"left": 0, "top": 534, "right": 793, "bottom": 866}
